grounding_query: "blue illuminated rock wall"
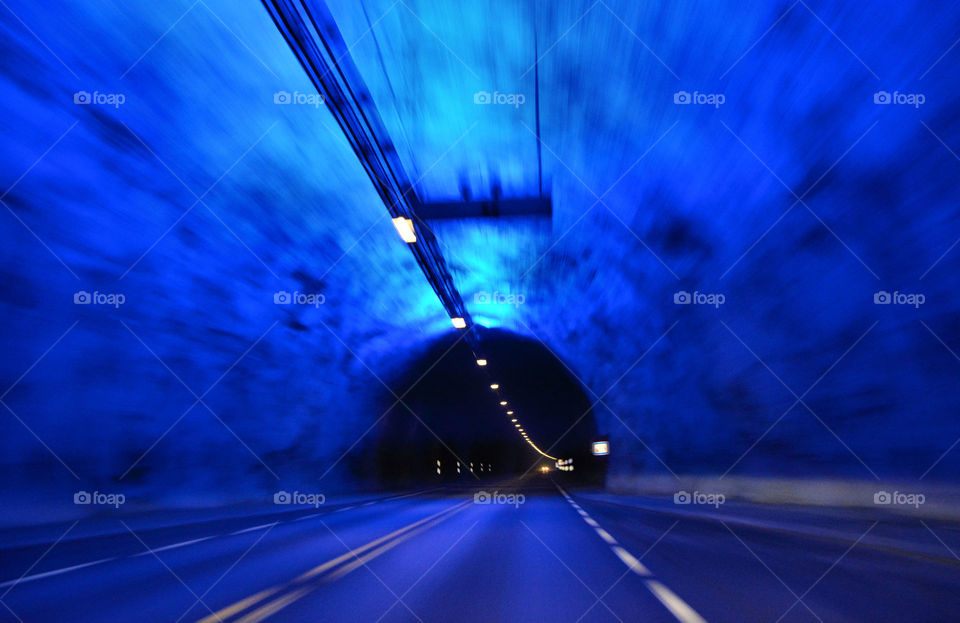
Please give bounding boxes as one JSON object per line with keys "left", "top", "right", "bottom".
{"left": 0, "top": 0, "right": 451, "bottom": 504}
{"left": 2, "top": 0, "right": 959, "bottom": 510}
{"left": 327, "top": 0, "right": 960, "bottom": 481}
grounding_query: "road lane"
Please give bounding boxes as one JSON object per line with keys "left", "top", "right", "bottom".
{"left": 0, "top": 493, "right": 470, "bottom": 623}
{"left": 570, "top": 490, "right": 960, "bottom": 622}
{"left": 3, "top": 481, "right": 960, "bottom": 622}
{"left": 248, "top": 488, "right": 679, "bottom": 623}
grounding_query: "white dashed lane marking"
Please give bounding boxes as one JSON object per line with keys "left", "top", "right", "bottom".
{"left": 595, "top": 528, "right": 617, "bottom": 545}
{"left": 612, "top": 546, "right": 650, "bottom": 575}
{"left": 556, "top": 485, "right": 708, "bottom": 623}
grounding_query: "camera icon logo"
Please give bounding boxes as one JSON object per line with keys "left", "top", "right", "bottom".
{"left": 74, "top": 91, "right": 91, "bottom": 104}
{"left": 873, "top": 291, "right": 891, "bottom": 304}
{"left": 673, "top": 91, "right": 691, "bottom": 104}
{"left": 873, "top": 91, "right": 891, "bottom": 104}
{"left": 74, "top": 491, "right": 91, "bottom": 504}
{"left": 273, "top": 490, "right": 291, "bottom": 504}
{"left": 673, "top": 290, "right": 691, "bottom": 304}
{"left": 874, "top": 491, "right": 891, "bottom": 504}
{"left": 274, "top": 291, "right": 291, "bottom": 304}
{"left": 474, "top": 491, "right": 491, "bottom": 504}
{"left": 474, "top": 291, "right": 491, "bottom": 304}
{"left": 473, "top": 91, "right": 491, "bottom": 104}
{"left": 274, "top": 91, "right": 291, "bottom": 104}
{"left": 74, "top": 290, "right": 91, "bottom": 304}
{"left": 674, "top": 491, "right": 691, "bottom": 504}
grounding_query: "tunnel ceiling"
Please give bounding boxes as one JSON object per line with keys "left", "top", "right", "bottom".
{"left": 310, "top": 0, "right": 960, "bottom": 479}
{"left": 2, "top": 0, "right": 960, "bottom": 495}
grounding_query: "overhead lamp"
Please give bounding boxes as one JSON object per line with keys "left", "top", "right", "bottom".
{"left": 451, "top": 317, "right": 466, "bottom": 329}
{"left": 506, "top": 411, "right": 514, "bottom": 415}
{"left": 490, "top": 384, "right": 499, "bottom": 390}
{"left": 499, "top": 401, "right": 507, "bottom": 406}
{"left": 511, "top": 418, "right": 517, "bottom": 422}
{"left": 515, "top": 424, "right": 521, "bottom": 428}
{"left": 476, "top": 359, "right": 487, "bottom": 366}
{"left": 391, "top": 217, "right": 416, "bottom": 243}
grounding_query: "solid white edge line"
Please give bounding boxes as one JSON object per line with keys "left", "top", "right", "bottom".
{"left": 0, "top": 490, "right": 433, "bottom": 590}
{"left": 230, "top": 523, "right": 277, "bottom": 536}
{"left": 132, "top": 536, "right": 215, "bottom": 555}
{"left": 0, "top": 557, "right": 117, "bottom": 588}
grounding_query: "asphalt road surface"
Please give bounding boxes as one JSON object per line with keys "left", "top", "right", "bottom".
{"left": 2, "top": 479, "right": 959, "bottom": 622}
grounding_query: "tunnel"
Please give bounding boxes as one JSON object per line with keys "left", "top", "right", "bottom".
{"left": 367, "top": 328, "right": 603, "bottom": 487}
{"left": 2, "top": 0, "right": 960, "bottom": 621}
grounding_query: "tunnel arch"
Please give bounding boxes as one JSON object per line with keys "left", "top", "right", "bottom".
{"left": 358, "top": 327, "right": 606, "bottom": 487}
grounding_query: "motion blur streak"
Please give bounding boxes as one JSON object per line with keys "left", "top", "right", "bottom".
{"left": 2, "top": 0, "right": 960, "bottom": 621}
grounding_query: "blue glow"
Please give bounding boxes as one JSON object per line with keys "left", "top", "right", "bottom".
{"left": 2, "top": 0, "right": 960, "bottom": 511}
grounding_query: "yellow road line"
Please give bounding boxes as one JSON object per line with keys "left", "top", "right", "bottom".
{"left": 197, "top": 499, "right": 471, "bottom": 623}
{"left": 232, "top": 501, "right": 471, "bottom": 623}
{"left": 197, "top": 588, "right": 284, "bottom": 623}
{"left": 296, "top": 500, "right": 470, "bottom": 582}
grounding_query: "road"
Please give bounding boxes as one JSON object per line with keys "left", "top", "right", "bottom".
{"left": 1, "top": 479, "right": 959, "bottom": 622}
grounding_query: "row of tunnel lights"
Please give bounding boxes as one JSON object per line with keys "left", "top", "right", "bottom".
{"left": 486, "top": 382, "right": 557, "bottom": 461}
{"left": 391, "top": 217, "right": 557, "bottom": 461}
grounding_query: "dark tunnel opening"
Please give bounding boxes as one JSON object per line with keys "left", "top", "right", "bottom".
{"left": 361, "top": 328, "right": 607, "bottom": 488}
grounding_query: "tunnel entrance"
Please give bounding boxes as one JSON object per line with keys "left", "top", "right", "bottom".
{"left": 363, "top": 328, "right": 605, "bottom": 488}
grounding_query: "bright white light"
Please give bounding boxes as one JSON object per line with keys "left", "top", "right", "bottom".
{"left": 451, "top": 317, "right": 466, "bottom": 329}
{"left": 592, "top": 441, "right": 610, "bottom": 456}
{"left": 490, "top": 384, "right": 499, "bottom": 389}
{"left": 499, "top": 401, "right": 507, "bottom": 406}
{"left": 476, "top": 359, "right": 487, "bottom": 366}
{"left": 391, "top": 217, "right": 416, "bottom": 243}
{"left": 511, "top": 418, "right": 517, "bottom": 422}
{"left": 506, "top": 411, "right": 514, "bottom": 415}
